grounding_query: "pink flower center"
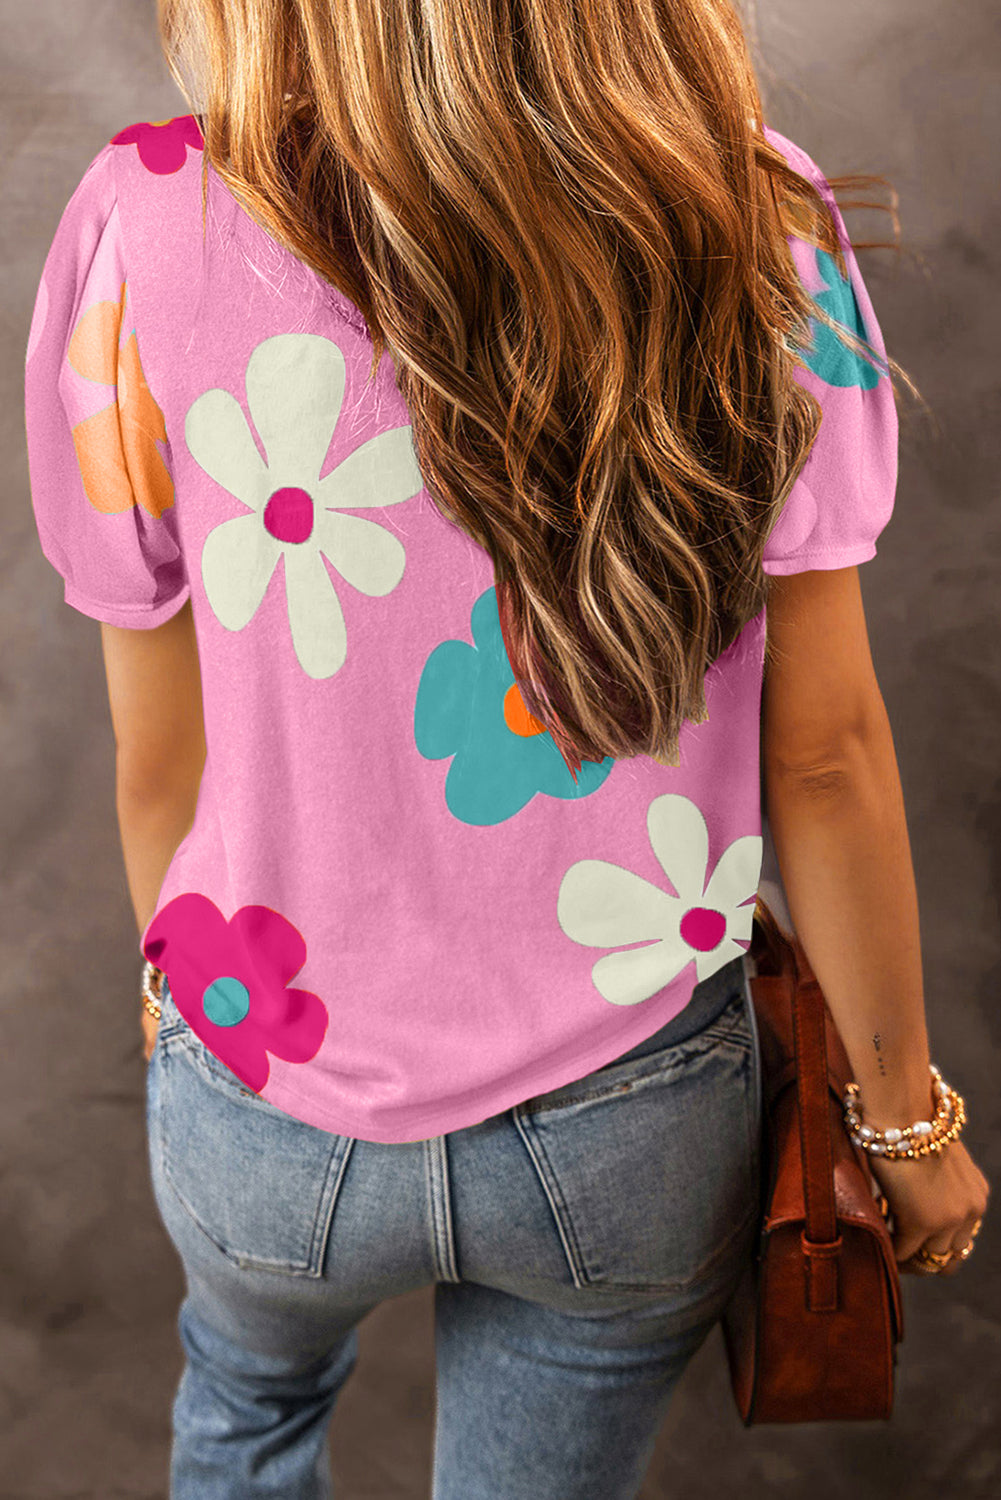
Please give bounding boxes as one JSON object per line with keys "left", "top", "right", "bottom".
{"left": 679, "top": 906, "right": 727, "bottom": 952}
{"left": 263, "top": 486, "right": 315, "bottom": 544}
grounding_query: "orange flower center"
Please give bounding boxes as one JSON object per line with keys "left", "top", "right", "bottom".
{"left": 503, "top": 683, "right": 547, "bottom": 737}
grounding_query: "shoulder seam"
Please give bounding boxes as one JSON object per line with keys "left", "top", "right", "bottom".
{"left": 77, "top": 137, "right": 119, "bottom": 189}
{"left": 103, "top": 133, "right": 126, "bottom": 262}
{"left": 764, "top": 125, "right": 825, "bottom": 188}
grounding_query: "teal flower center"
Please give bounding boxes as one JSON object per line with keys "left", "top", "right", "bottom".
{"left": 202, "top": 975, "right": 251, "bottom": 1027}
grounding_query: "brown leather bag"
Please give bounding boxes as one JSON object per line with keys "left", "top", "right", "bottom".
{"left": 720, "top": 895, "right": 905, "bottom": 1423}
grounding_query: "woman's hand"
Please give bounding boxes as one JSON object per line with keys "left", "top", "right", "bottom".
{"left": 141, "top": 1005, "right": 160, "bottom": 1064}
{"left": 868, "top": 1139, "right": 990, "bottom": 1273}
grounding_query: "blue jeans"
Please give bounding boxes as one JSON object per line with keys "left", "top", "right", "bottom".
{"left": 145, "top": 954, "right": 762, "bottom": 1499}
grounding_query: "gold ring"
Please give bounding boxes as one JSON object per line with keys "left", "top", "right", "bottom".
{"left": 918, "top": 1247, "right": 956, "bottom": 1269}
{"left": 955, "top": 1218, "right": 984, "bottom": 1260}
{"left": 904, "top": 1246, "right": 955, "bottom": 1273}
{"left": 905, "top": 1256, "right": 945, "bottom": 1275}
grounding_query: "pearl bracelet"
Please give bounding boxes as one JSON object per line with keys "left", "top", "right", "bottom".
{"left": 842, "top": 1064, "right": 967, "bottom": 1160}
{"left": 141, "top": 959, "right": 164, "bottom": 1021}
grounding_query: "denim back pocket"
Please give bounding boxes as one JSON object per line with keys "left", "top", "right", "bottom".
{"left": 153, "top": 979, "right": 355, "bottom": 1276}
{"left": 511, "top": 990, "right": 761, "bottom": 1295}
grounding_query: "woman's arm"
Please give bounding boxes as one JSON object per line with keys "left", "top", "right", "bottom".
{"left": 765, "top": 727, "right": 933, "bottom": 1129}
{"left": 762, "top": 566, "right": 993, "bottom": 1273}
{"left": 100, "top": 601, "right": 206, "bottom": 940}
{"left": 761, "top": 565, "right": 933, "bottom": 1127}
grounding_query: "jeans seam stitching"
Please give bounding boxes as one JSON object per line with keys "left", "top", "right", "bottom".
{"left": 519, "top": 1027, "right": 752, "bottom": 1115}
{"left": 309, "top": 1137, "right": 356, "bottom": 1275}
{"left": 557, "top": 1203, "right": 760, "bottom": 1295}
{"left": 512, "top": 1105, "right": 588, "bottom": 1289}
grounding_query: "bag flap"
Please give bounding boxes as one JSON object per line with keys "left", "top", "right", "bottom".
{"left": 761, "top": 1087, "right": 905, "bottom": 1341}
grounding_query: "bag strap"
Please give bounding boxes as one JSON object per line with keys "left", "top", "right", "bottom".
{"left": 755, "top": 897, "right": 843, "bottom": 1311}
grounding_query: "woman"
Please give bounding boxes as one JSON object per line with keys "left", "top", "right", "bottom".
{"left": 24, "top": 0, "right": 988, "bottom": 1495}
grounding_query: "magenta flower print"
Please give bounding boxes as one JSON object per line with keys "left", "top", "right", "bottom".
{"left": 143, "top": 894, "right": 328, "bottom": 1092}
{"left": 111, "top": 115, "right": 204, "bottom": 175}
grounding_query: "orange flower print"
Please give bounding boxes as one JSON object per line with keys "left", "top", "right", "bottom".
{"left": 66, "top": 279, "right": 175, "bottom": 518}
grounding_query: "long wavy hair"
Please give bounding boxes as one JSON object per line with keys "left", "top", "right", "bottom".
{"left": 157, "top": 0, "right": 916, "bottom": 775}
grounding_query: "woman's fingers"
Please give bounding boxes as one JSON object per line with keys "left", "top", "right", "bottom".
{"left": 947, "top": 1211, "right": 984, "bottom": 1271}
{"left": 913, "top": 1209, "right": 983, "bottom": 1275}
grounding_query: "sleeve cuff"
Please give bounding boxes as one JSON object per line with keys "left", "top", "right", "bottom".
{"left": 762, "top": 542, "right": 878, "bottom": 576}
{"left": 61, "top": 579, "right": 191, "bottom": 628}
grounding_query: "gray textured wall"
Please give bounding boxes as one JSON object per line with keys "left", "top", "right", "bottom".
{"left": 3, "top": 2, "right": 999, "bottom": 1496}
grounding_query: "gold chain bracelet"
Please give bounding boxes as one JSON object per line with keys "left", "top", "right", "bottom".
{"left": 843, "top": 1064, "right": 966, "bottom": 1160}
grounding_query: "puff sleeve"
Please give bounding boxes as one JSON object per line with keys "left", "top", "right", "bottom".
{"left": 761, "top": 131, "right": 899, "bottom": 575}
{"left": 24, "top": 142, "right": 189, "bottom": 627}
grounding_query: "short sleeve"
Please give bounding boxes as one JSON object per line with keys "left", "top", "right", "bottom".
{"left": 24, "top": 142, "right": 189, "bottom": 627}
{"left": 761, "top": 130, "right": 899, "bottom": 576}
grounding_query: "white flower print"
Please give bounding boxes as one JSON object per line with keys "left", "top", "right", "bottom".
{"left": 557, "top": 793, "right": 762, "bottom": 1004}
{"left": 185, "top": 333, "right": 425, "bottom": 679}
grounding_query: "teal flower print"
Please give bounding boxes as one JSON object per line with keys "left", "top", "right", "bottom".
{"left": 798, "top": 247, "right": 886, "bottom": 389}
{"left": 415, "top": 587, "right": 614, "bottom": 825}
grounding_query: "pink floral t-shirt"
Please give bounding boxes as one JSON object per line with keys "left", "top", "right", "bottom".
{"left": 24, "top": 116, "right": 897, "bottom": 1142}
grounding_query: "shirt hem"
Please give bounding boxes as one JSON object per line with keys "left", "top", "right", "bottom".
{"left": 258, "top": 967, "right": 743, "bottom": 1144}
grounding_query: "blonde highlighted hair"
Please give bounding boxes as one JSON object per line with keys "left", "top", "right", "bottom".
{"left": 158, "top": 0, "right": 916, "bottom": 773}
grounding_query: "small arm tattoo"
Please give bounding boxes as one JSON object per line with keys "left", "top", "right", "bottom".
{"left": 872, "top": 1032, "right": 888, "bottom": 1076}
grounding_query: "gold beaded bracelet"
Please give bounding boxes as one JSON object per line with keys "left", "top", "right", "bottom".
{"left": 843, "top": 1064, "right": 967, "bottom": 1160}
